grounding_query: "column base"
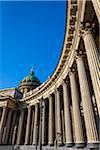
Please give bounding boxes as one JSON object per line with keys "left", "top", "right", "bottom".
{"left": 75, "top": 143, "right": 85, "bottom": 148}
{"left": 65, "top": 143, "right": 74, "bottom": 147}
{"left": 41, "top": 143, "right": 47, "bottom": 146}
{"left": 24, "top": 144, "right": 29, "bottom": 145}
{"left": 87, "top": 142, "right": 99, "bottom": 149}
{"left": 48, "top": 143, "right": 54, "bottom": 146}
{"left": 57, "top": 143, "right": 63, "bottom": 146}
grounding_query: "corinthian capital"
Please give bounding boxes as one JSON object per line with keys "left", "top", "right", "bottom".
{"left": 79, "top": 22, "right": 96, "bottom": 37}
{"left": 74, "top": 49, "right": 86, "bottom": 60}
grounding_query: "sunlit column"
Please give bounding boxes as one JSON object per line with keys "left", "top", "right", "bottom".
{"left": 0, "top": 108, "right": 2, "bottom": 122}
{"left": 62, "top": 80, "right": 73, "bottom": 146}
{"left": 76, "top": 55, "right": 99, "bottom": 147}
{"left": 48, "top": 94, "right": 54, "bottom": 145}
{"left": 3, "top": 109, "right": 13, "bottom": 144}
{"left": 32, "top": 103, "right": 39, "bottom": 145}
{"left": 8, "top": 111, "right": 17, "bottom": 144}
{"left": 55, "top": 88, "right": 63, "bottom": 145}
{"left": 0, "top": 107, "right": 7, "bottom": 144}
{"left": 81, "top": 23, "right": 100, "bottom": 114}
{"left": 25, "top": 106, "right": 31, "bottom": 144}
{"left": 41, "top": 100, "right": 46, "bottom": 145}
{"left": 17, "top": 109, "right": 24, "bottom": 144}
{"left": 69, "top": 70, "right": 84, "bottom": 147}
{"left": 91, "top": 0, "right": 100, "bottom": 24}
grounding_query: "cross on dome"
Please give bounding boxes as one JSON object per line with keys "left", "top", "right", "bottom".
{"left": 30, "top": 66, "right": 34, "bottom": 75}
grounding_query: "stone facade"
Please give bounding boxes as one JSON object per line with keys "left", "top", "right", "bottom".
{"left": 0, "top": 0, "right": 99, "bottom": 149}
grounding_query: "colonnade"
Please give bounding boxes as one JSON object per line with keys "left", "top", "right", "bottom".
{"left": 0, "top": 1, "right": 99, "bottom": 148}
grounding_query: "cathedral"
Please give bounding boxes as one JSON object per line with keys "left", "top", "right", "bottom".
{"left": 0, "top": 0, "right": 99, "bottom": 149}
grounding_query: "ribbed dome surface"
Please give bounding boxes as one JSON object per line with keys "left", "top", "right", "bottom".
{"left": 22, "top": 70, "right": 40, "bottom": 83}
{"left": 18, "top": 69, "right": 41, "bottom": 93}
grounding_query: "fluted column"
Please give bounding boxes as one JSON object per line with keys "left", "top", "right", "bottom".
{"left": 48, "top": 94, "right": 54, "bottom": 145}
{"left": 69, "top": 70, "right": 84, "bottom": 147}
{"left": 8, "top": 111, "right": 17, "bottom": 144}
{"left": 17, "top": 109, "right": 24, "bottom": 144}
{"left": 91, "top": 0, "right": 100, "bottom": 24}
{"left": 29, "top": 108, "right": 35, "bottom": 144}
{"left": 0, "top": 108, "right": 2, "bottom": 122}
{"left": 55, "top": 88, "right": 62, "bottom": 145}
{"left": 3, "top": 109, "right": 13, "bottom": 144}
{"left": 81, "top": 24, "right": 100, "bottom": 114}
{"left": 62, "top": 81, "right": 73, "bottom": 146}
{"left": 12, "top": 125, "right": 17, "bottom": 145}
{"left": 25, "top": 106, "right": 31, "bottom": 144}
{"left": 32, "top": 103, "right": 39, "bottom": 145}
{"left": 76, "top": 55, "right": 99, "bottom": 147}
{"left": 41, "top": 100, "right": 46, "bottom": 145}
{"left": 0, "top": 107, "right": 7, "bottom": 144}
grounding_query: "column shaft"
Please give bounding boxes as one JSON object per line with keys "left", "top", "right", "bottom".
{"left": 55, "top": 89, "right": 62, "bottom": 145}
{"left": 0, "top": 107, "right": 7, "bottom": 144}
{"left": 25, "top": 107, "right": 31, "bottom": 144}
{"left": 76, "top": 56, "right": 99, "bottom": 146}
{"left": 17, "top": 110, "right": 24, "bottom": 144}
{"left": 12, "top": 125, "right": 17, "bottom": 145}
{"left": 83, "top": 29, "right": 100, "bottom": 113}
{"left": 70, "top": 71, "right": 84, "bottom": 147}
{"left": 48, "top": 95, "right": 54, "bottom": 145}
{"left": 32, "top": 103, "right": 39, "bottom": 145}
{"left": 91, "top": 0, "right": 100, "bottom": 24}
{"left": 62, "top": 81, "right": 73, "bottom": 146}
{"left": 8, "top": 111, "right": 17, "bottom": 144}
{"left": 3, "top": 109, "right": 13, "bottom": 144}
{"left": 0, "top": 108, "right": 2, "bottom": 122}
{"left": 30, "top": 109, "right": 35, "bottom": 144}
{"left": 41, "top": 100, "right": 46, "bottom": 145}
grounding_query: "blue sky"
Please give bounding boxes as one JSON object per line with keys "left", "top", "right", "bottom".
{"left": 0, "top": 1, "right": 66, "bottom": 89}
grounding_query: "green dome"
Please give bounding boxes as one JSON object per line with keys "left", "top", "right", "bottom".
{"left": 18, "top": 69, "right": 41, "bottom": 93}
{"left": 22, "top": 69, "right": 40, "bottom": 83}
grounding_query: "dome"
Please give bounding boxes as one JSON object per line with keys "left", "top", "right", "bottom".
{"left": 18, "top": 68, "right": 41, "bottom": 93}
{"left": 22, "top": 70, "right": 40, "bottom": 83}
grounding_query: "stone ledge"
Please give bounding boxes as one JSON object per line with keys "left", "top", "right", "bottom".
{"left": 0, "top": 145, "right": 99, "bottom": 150}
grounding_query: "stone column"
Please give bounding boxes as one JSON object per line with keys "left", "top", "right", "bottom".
{"left": 55, "top": 88, "right": 62, "bottom": 145}
{"left": 76, "top": 55, "right": 99, "bottom": 148}
{"left": 48, "top": 94, "right": 54, "bottom": 145}
{"left": 12, "top": 125, "right": 17, "bottom": 145}
{"left": 0, "top": 108, "right": 2, "bottom": 122}
{"left": 41, "top": 100, "right": 46, "bottom": 145}
{"left": 8, "top": 111, "right": 17, "bottom": 144}
{"left": 91, "top": 0, "right": 100, "bottom": 24}
{"left": 3, "top": 109, "right": 13, "bottom": 144}
{"left": 61, "top": 110, "right": 65, "bottom": 144}
{"left": 0, "top": 107, "right": 7, "bottom": 144}
{"left": 82, "top": 24, "right": 100, "bottom": 114}
{"left": 62, "top": 81, "right": 73, "bottom": 146}
{"left": 30, "top": 108, "right": 35, "bottom": 144}
{"left": 25, "top": 106, "right": 31, "bottom": 144}
{"left": 17, "top": 109, "right": 24, "bottom": 144}
{"left": 69, "top": 70, "right": 84, "bottom": 147}
{"left": 32, "top": 103, "right": 39, "bottom": 145}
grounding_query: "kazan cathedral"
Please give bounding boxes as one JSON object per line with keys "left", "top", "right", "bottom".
{"left": 0, "top": 0, "right": 100, "bottom": 150}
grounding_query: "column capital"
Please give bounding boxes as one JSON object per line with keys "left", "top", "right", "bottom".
{"left": 54, "top": 87, "right": 59, "bottom": 94}
{"left": 27, "top": 105, "right": 31, "bottom": 109}
{"left": 62, "top": 79, "right": 69, "bottom": 87}
{"left": 48, "top": 94, "right": 53, "bottom": 100}
{"left": 79, "top": 22, "right": 96, "bottom": 38}
{"left": 68, "top": 65, "right": 77, "bottom": 76}
{"left": 74, "top": 50, "right": 86, "bottom": 61}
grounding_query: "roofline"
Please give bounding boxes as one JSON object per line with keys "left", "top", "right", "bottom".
{"left": 0, "top": 87, "right": 16, "bottom": 92}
